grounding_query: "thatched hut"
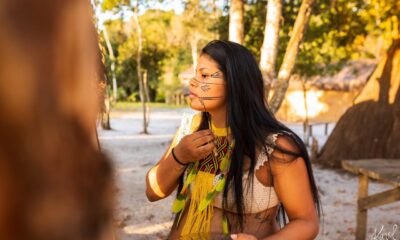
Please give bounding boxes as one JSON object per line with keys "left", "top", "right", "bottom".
{"left": 275, "top": 60, "right": 377, "bottom": 123}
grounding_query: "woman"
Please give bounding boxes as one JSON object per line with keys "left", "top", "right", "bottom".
{"left": 146, "top": 40, "right": 321, "bottom": 240}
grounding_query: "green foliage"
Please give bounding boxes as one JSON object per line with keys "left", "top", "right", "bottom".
{"left": 240, "top": 0, "right": 399, "bottom": 77}
{"left": 243, "top": 0, "right": 267, "bottom": 61}
{"left": 98, "top": 0, "right": 217, "bottom": 102}
{"left": 100, "top": 9, "right": 186, "bottom": 102}
{"left": 98, "top": 0, "right": 400, "bottom": 102}
{"left": 113, "top": 101, "right": 185, "bottom": 111}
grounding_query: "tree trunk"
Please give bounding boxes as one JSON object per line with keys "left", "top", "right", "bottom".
{"left": 143, "top": 70, "right": 151, "bottom": 128}
{"left": 92, "top": 0, "right": 112, "bottom": 130}
{"left": 211, "top": 0, "right": 220, "bottom": 40}
{"left": 98, "top": 39, "right": 111, "bottom": 131}
{"left": 103, "top": 26, "right": 118, "bottom": 102}
{"left": 269, "top": 0, "right": 315, "bottom": 113}
{"left": 101, "top": 78, "right": 111, "bottom": 130}
{"left": 229, "top": 0, "right": 244, "bottom": 44}
{"left": 317, "top": 38, "right": 400, "bottom": 167}
{"left": 260, "top": 0, "right": 282, "bottom": 99}
{"left": 302, "top": 77, "right": 309, "bottom": 144}
{"left": 191, "top": 35, "right": 198, "bottom": 72}
{"left": 132, "top": 6, "right": 148, "bottom": 134}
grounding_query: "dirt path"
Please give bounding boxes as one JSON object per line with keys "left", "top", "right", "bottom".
{"left": 98, "top": 109, "right": 400, "bottom": 240}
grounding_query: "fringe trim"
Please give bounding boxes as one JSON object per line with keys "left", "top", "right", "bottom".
{"left": 181, "top": 171, "right": 215, "bottom": 236}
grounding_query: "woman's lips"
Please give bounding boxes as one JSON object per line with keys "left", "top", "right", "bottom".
{"left": 189, "top": 91, "right": 199, "bottom": 98}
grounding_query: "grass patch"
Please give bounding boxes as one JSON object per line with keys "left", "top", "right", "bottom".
{"left": 112, "top": 101, "right": 187, "bottom": 111}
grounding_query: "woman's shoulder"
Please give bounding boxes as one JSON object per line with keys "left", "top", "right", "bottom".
{"left": 255, "top": 131, "right": 300, "bottom": 169}
{"left": 264, "top": 130, "right": 301, "bottom": 162}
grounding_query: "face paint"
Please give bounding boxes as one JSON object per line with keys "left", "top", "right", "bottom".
{"left": 190, "top": 77, "right": 222, "bottom": 93}
{"left": 189, "top": 55, "right": 226, "bottom": 113}
{"left": 198, "top": 96, "right": 224, "bottom": 100}
{"left": 190, "top": 78, "right": 224, "bottom": 99}
{"left": 200, "top": 84, "right": 211, "bottom": 92}
{"left": 195, "top": 71, "right": 225, "bottom": 85}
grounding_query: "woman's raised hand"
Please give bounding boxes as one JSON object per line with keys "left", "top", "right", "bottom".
{"left": 173, "top": 129, "right": 215, "bottom": 164}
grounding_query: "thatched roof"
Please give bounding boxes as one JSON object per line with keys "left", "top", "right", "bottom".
{"left": 281, "top": 60, "right": 377, "bottom": 91}
{"left": 308, "top": 60, "right": 377, "bottom": 91}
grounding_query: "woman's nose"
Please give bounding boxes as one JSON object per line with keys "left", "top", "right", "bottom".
{"left": 189, "top": 77, "right": 199, "bottom": 88}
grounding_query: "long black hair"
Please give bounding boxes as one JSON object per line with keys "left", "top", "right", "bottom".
{"left": 191, "top": 40, "right": 322, "bottom": 229}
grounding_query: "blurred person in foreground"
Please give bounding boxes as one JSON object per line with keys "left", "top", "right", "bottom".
{"left": 0, "top": 1, "right": 114, "bottom": 240}
{"left": 146, "top": 40, "right": 321, "bottom": 240}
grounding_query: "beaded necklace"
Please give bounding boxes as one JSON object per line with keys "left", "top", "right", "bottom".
{"left": 172, "top": 114, "right": 234, "bottom": 237}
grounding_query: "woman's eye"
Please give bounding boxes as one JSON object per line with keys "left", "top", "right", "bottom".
{"left": 201, "top": 74, "right": 209, "bottom": 79}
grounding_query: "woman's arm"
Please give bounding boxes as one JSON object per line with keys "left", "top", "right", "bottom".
{"left": 145, "top": 145, "right": 187, "bottom": 201}
{"left": 231, "top": 135, "right": 319, "bottom": 240}
{"left": 263, "top": 135, "right": 319, "bottom": 240}
{"left": 145, "top": 129, "right": 215, "bottom": 202}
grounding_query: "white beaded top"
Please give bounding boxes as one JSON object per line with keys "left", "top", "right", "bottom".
{"left": 212, "top": 133, "right": 282, "bottom": 213}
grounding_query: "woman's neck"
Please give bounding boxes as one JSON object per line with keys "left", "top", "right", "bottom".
{"left": 208, "top": 108, "right": 227, "bottom": 129}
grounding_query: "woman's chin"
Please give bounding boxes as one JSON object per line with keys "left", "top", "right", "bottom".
{"left": 189, "top": 103, "right": 204, "bottom": 112}
{"left": 189, "top": 98, "right": 225, "bottom": 112}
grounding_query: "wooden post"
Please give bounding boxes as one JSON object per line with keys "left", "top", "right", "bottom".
{"left": 324, "top": 123, "right": 328, "bottom": 135}
{"left": 356, "top": 174, "right": 369, "bottom": 240}
{"left": 310, "top": 137, "right": 319, "bottom": 161}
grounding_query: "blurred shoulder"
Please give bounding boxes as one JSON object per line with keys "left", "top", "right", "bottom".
{"left": 267, "top": 131, "right": 302, "bottom": 163}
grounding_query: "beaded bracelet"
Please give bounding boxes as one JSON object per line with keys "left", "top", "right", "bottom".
{"left": 171, "top": 147, "right": 189, "bottom": 166}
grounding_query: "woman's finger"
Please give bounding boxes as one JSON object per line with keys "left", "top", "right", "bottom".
{"left": 191, "top": 129, "right": 213, "bottom": 141}
{"left": 197, "top": 141, "right": 215, "bottom": 155}
{"left": 193, "top": 135, "right": 215, "bottom": 148}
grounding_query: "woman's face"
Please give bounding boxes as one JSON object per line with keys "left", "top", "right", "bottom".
{"left": 188, "top": 54, "right": 226, "bottom": 112}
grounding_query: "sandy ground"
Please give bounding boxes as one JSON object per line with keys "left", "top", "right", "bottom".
{"left": 98, "top": 109, "right": 400, "bottom": 240}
